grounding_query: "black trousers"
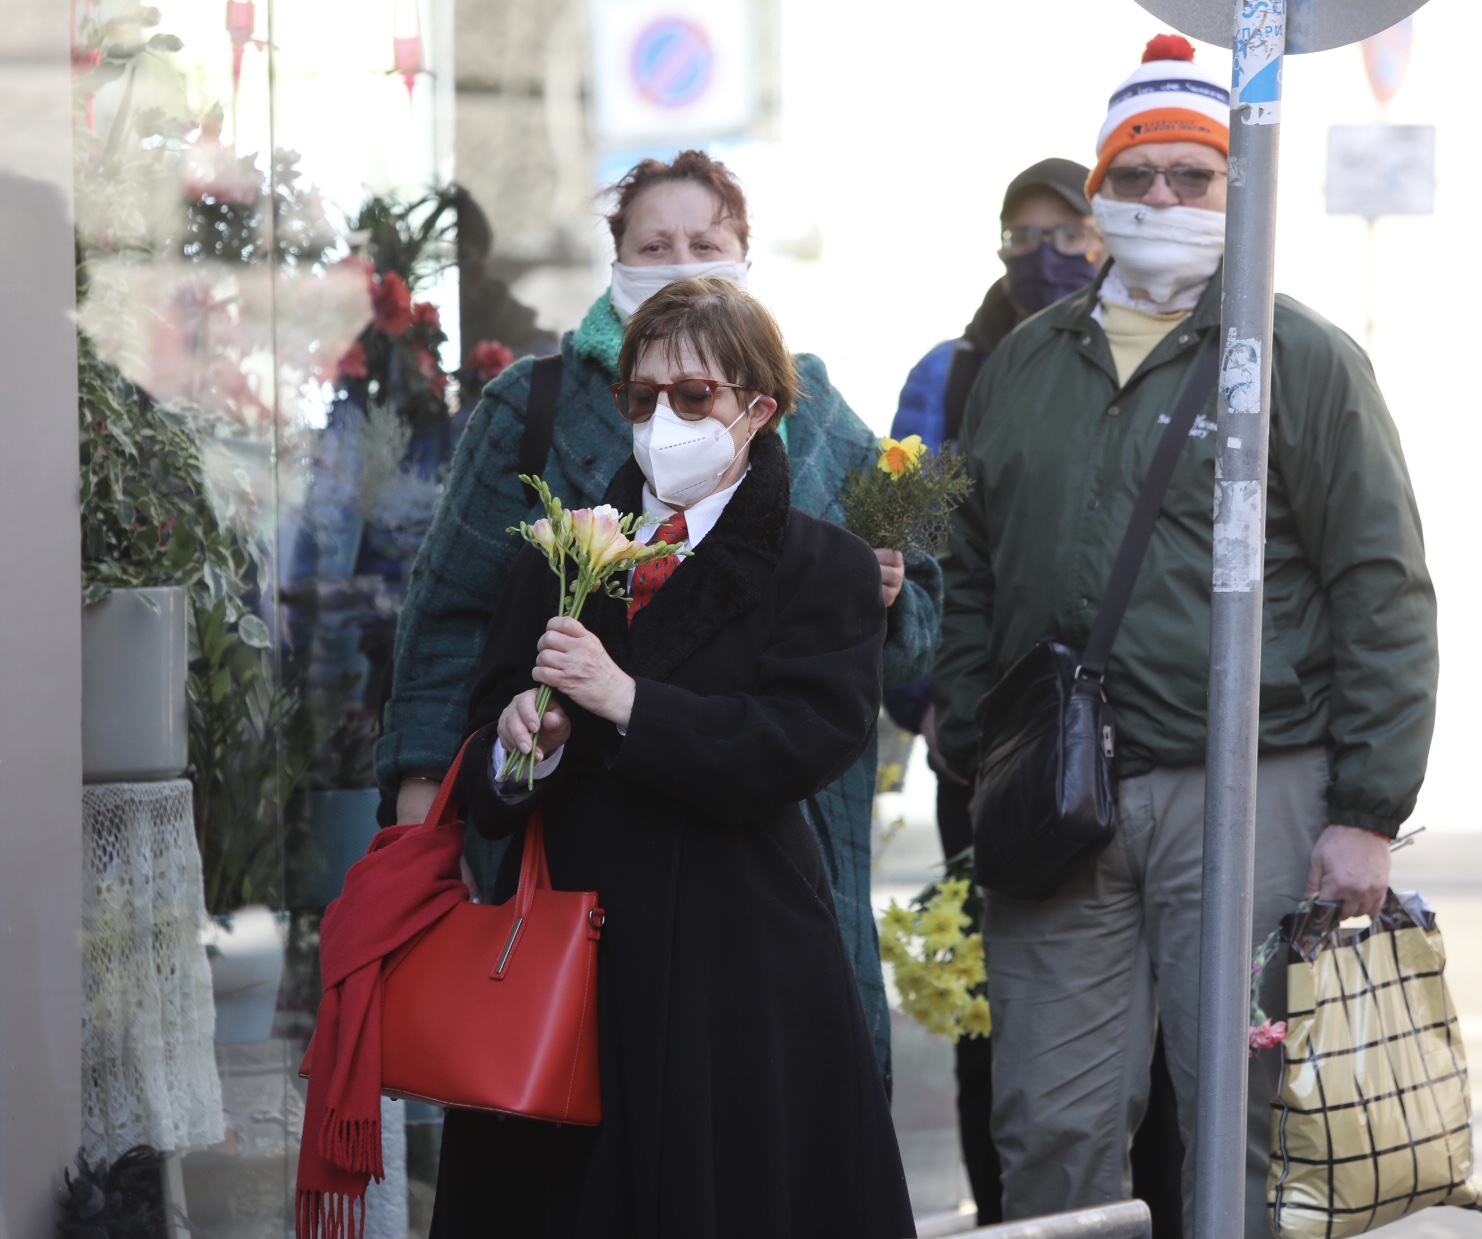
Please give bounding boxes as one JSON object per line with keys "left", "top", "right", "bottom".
{"left": 936, "top": 777, "right": 1184, "bottom": 1237}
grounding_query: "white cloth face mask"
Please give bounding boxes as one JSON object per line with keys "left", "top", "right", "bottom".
{"left": 609, "top": 260, "right": 750, "bottom": 322}
{"left": 632, "top": 397, "right": 760, "bottom": 507}
{"left": 1091, "top": 193, "right": 1226, "bottom": 306}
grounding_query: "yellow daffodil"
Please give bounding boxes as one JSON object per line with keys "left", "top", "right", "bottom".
{"left": 877, "top": 434, "right": 927, "bottom": 479}
{"left": 961, "top": 995, "right": 993, "bottom": 1038}
{"left": 879, "top": 886, "right": 989, "bottom": 1042}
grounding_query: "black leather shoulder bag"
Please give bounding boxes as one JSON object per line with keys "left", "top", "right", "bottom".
{"left": 971, "top": 335, "right": 1219, "bottom": 900}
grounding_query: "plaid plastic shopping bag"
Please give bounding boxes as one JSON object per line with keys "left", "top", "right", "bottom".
{"left": 1266, "top": 890, "right": 1481, "bottom": 1238}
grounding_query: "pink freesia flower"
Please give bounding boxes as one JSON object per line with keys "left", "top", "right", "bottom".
{"left": 570, "top": 505, "right": 626, "bottom": 568}
{"left": 1248, "top": 1018, "right": 1287, "bottom": 1056}
{"left": 528, "top": 518, "right": 560, "bottom": 557}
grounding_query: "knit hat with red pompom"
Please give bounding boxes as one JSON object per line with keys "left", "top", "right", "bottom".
{"left": 1085, "top": 34, "right": 1230, "bottom": 197}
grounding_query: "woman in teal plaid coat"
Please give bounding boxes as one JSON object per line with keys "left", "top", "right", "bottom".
{"left": 375, "top": 151, "right": 940, "bottom": 1084}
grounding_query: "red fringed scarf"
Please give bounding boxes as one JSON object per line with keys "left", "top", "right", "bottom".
{"left": 295, "top": 814, "right": 469, "bottom": 1237}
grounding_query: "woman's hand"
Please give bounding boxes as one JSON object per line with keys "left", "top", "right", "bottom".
{"left": 874, "top": 548, "right": 904, "bottom": 608}
{"left": 497, "top": 689, "right": 571, "bottom": 764}
{"left": 533, "top": 616, "right": 637, "bottom": 730}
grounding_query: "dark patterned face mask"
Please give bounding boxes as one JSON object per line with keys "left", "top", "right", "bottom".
{"left": 1004, "top": 244, "right": 1098, "bottom": 315}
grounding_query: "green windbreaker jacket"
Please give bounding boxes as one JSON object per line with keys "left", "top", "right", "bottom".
{"left": 931, "top": 265, "right": 1437, "bottom": 837}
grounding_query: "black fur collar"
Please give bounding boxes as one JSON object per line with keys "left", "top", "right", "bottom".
{"left": 590, "top": 431, "right": 792, "bottom": 681}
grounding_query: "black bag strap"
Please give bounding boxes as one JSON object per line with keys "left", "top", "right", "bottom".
{"left": 943, "top": 340, "right": 987, "bottom": 446}
{"left": 1079, "top": 334, "right": 1220, "bottom": 680}
{"left": 519, "top": 353, "right": 564, "bottom": 507}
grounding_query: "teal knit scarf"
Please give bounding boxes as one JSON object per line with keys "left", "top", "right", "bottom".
{"left": 572, "top": 291, "right": 624, "bottom": 378}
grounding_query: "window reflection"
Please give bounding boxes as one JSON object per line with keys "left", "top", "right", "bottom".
{"left": 74, "top": 0, "right": 455, "bottom": 1231}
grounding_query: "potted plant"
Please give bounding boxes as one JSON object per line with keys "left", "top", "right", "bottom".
{"left": 78, "top": 325, "right": 264, "bottom": 782}
{"left": 292, "top": 704, "right": 383, "bottom": 908}
{"left": 190, "top": 593, "right": 315, "bottom": 1043}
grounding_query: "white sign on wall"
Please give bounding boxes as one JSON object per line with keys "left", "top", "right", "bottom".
{"left": 587, "top": 0, "right": 755, "bottom": 144}
{"left": 1326, "top": 124, "right": 1436, "bottom": 218}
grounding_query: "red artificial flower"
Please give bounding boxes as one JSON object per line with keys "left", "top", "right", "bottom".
{"left": 1248, "top": 1018, "right": 1287, "bottom": 1057}
{"left": 370, "top": 271, "right": 413, "bottom": 336}
{"left": 411, "top": 301, "right": 440, "bottom": 329}
{"left": 468, "top": 339, "right": 516, "bottom": 382}
{"left": 417, "top": 346, "right": 448, "bottom": 400}
{"left": 336, "top": 341, "right": 368, "bottom": 380}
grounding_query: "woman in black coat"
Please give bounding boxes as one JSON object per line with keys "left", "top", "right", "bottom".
{"left": 431, "top": 280, "right": 916, "bottom": 1239}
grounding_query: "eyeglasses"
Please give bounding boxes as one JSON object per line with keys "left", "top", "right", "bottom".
{"left": 1103, "top": 165, "right": 1227, "bottom": 202}
{"left": 609, "top": 378, "right": 750, "bottom": 424}
{"left": 999, "top": 223, "right": 1097, "bottom": 257}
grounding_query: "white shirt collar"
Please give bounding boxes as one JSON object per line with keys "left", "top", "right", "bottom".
{"left": 634, "top": 468, "right": 748, "bottom": 551}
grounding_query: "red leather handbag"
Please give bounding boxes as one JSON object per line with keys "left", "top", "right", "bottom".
{"left": 304, "top": 746, "right": 604, "bottom": 1125}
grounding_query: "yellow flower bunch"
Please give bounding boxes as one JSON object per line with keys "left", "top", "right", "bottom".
{"left": 880, "top": 876, "right": 990, "bottom": 1043}
{"left": 877, "top": 434, "right": 928, "bottom": 479}
{"left": 841, "top": 436, "right": 973, "bottom": 558}
{"left": 501, "top": 474, "right": 679, "bottom": 786}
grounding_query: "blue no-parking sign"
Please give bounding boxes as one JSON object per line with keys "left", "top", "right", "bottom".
{"left": 631, "top": 18, "right": 714, "bottom": 109}
{"left": 589, "top": 0, "right": 755, "bottom": 143}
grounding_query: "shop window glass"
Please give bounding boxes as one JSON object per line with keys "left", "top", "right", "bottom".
{"left": 73, "top": 0, "right": 455, "bottom": 1230}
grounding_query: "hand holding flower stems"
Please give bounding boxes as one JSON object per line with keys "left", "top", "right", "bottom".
{"left": 842, "top": 435, "right": 974, "bottom": 561}
{"left": 501, "top": 475, "right": 681, "bottom": 787}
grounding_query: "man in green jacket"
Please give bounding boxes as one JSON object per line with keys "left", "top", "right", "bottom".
{"left": 932, "top": 36, "right": 1437, "bottom": 1234}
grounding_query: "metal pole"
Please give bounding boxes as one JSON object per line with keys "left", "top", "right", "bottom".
{"left": 960, "top": 1201, "right": 1153, "bottom": 1239}
{"left": 1195, "top": 3, "right": 1286, "bottom": 1237}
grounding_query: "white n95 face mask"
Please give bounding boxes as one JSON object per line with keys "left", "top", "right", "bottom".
{"left": 632, "top": 397, "right": 760, "bottom": 507}
{"left": 1091, "top": 194, "right": 1225, "bottom": 306}
{"left": 609, "top": 260, "right": 750, "bottom": 322}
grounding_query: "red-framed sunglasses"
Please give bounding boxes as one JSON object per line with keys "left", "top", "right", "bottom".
{"left": 609, "top": 378, "right": 750, "bottom": 425}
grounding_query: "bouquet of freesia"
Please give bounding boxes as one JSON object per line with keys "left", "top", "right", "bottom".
{"left": 500, "top": 474, "right": 680, "bottom": 787}
{"left": 879, "top": 849, "right": 991, "bottom": 1043}
{"left": 841, "top": 435, "right": 973, "bottom": 558}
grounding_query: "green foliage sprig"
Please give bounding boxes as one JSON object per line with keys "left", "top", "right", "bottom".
{"left": 189, "top": 598, "right": 314, "bottom": 914}
{"left": 841, "top": 435, "right": 974, "bottom": 558}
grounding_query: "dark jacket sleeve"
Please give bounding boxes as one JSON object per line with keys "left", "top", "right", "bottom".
{"left": 608, "top": 530, "right": 887, "bottom": 827}
{"left": 374, "top": 358, "right": 541, "bottom": 819}
{"left": 930, "top": 361, "right": 1000, "bottom": 776}
{"left": 1269, "top": 302, "right": 1438, "bottom": 835}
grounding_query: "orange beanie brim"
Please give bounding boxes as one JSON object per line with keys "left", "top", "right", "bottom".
{"left": 1085, "top": 108, "right": 1230, "bottom": 197}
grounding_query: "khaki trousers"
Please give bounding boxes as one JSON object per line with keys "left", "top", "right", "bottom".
{"left": 984, "top": 747, "right": 1330, "bottom": 1238}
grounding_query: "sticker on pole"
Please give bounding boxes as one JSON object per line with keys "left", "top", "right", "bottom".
{"left": 631, "top": 18, "right": 713, "bottom": 109}
{"left": 1213, "top": 332, "right": 1265, "bottom": 594}
{"left": 1234, "top": 1, "right": 1285, "bottom": 124}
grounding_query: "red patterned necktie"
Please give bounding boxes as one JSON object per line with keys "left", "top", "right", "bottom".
{"left": 627, "top": 512, "right": 688, "bottom": 624}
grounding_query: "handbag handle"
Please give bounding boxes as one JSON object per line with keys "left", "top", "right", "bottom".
{"left": 422, "top": 733, "right": 553, "bottom": 918}
{"left": 1079, "top": 334, "right": 1220, "bottom": 682}
{"left": 422, "top": 733, "right": 481, "bottom": 830}
{"left": 515, "top": 809, "right": 552, "bottom": 919}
